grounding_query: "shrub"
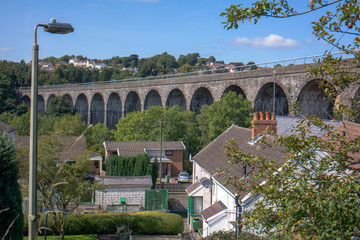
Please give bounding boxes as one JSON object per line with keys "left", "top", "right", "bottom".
{"left": 203, "top": 230, "right": 268, "bottom": 240}
{"left": 24, "top": 212, "right": 184, "bottom": 236}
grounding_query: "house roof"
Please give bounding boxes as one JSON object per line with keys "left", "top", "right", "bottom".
{"left": 186, "top": 180, "right": 202, "bottom": 195}
{"left": 95, "top": 175, "right": 152, "bottom": 187}
{"left": 322, "top": 121, "right": 360, "bottom": 168}
{"left": 277, "top": 116, "right": 340, "bottom": 137}
{"left": 104, "top": 141, "right": 186, "bottom": 157}
{"left": 201, "top": 201, "right": 228, "bottom": 221}
{"left": 15, "top": 135, "right": 86, "bottom": 160}
{"left": 193, "top": 117, "right": 359, "bottom": 202}
{"left": 0, "top": 120, "right": 16, "bottom": 133}
{"left": 193, "top": 124, "right": 287, "bottom": 199}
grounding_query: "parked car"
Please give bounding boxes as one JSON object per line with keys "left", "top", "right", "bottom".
{"left": 178, "top": 172, "right": 190, "bottom": 183}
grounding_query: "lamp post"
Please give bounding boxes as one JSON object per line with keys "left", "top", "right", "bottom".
{"left": 28, "top": 18, "right": 74, "bottom": 240}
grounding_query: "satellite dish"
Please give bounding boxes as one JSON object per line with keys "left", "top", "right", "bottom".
{"left": 200, "top": 177, "right": 213, "bottom": 189}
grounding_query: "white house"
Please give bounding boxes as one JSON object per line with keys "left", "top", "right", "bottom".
{"left": 186, "top": 112, "right": 350, "bottom": 237}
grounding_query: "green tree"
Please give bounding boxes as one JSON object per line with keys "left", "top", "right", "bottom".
{"left": 247, "top": 61, "right": 257, "bottom": 70}
{"left": 198, "top": 91, "right": 252, "bottom": 146}
{"left": 113, "top": 106, "right": 201, "bottom": 172}
{"left": 0, "top": 133, "right": 23, "bottom": 240}
{"left": 114, "top": 106, "right": 200, "bottom": 154}
{"left": 198, "top": 58, "right": 208, "bottom": 66}
{"left": 208, "top": 56, "right": 216, "bottom": 63}
{"left": 99, "top": 67, "right": 114, "bottom": 82}
{"left": 155, "top": 52, "right": 179, "bottom": 71}
{"left": 111, "top": 70, "right": 133, "bottom": 80}
{"left": 151, "top": 157, "right": 158, "bottom": 188}
{"left": 221, "top": 1, "right": 360, "bottom": 239}
{"left": 137, "top": 59, "right": 165, "bottom": 77}
{"left": 114, "top": 110, "right": 148, "bottom": 141}
{"left": 37, "top": 136, "right": 94, "bottom": 240}
{"left": 38, "top": 114, "right": 57, "bottom": 136}
{"left": 177, "top": 53, "right": 200, "bottom": 67}
{"left": 46, "top": 95, "right": 74, "bottom": 117}
{"left": 178, "top": 64, "right": 194, "bottom": 73}
{"left": 85, "top": 123, "right": 114, "bottom": 158}
{"left": 7, "top": 112, "right": 30, "bottom": 136}
{"left": 52, "top": 114, "right": 87, "bottom": 136}
{"left": 107, "top": 154, "right": 150, "bottom": 177}
{"left": 0, "top": 74, "right": 17, "bottom": 114}
{"left": 57, "top": 54, "right": 71, "bottom": 63}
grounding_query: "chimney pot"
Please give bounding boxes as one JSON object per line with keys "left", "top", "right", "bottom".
{"left": 253, "top": 112, "right": 259, "bottom": 120}
{"left": 271, "top": 112, "right": 276, "bottom": 120}
{"left": 259, "top": 112, "right": 265, "bottom": 120}
{"left": 265, "top": 112, "right": 271, "bottom": 120}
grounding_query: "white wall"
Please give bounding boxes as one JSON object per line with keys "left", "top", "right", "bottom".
{"left": 193, "top": 162, "right": 237, "bottom": 237}
{"left": 95, "top": 186, "right": 150, "bottom": 208}
{"left": 203, "top": 213, "right": 229, "bottom": 237}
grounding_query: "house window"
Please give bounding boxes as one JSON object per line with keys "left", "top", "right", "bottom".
{"left": 193, "top": 197, "right": 203, "bottom": 215}
{"left": 94, "top": 161, "right": 99, "bottom": 168}
{"left": 188, "top": 196, "right": 203, "bottom": 215}
{"left": 165, "top": 150, "right": 173, "bottom": 156}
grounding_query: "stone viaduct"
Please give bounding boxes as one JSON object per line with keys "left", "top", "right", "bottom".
{"left": 17, "top": 63, "right": 360, "bottom": 129}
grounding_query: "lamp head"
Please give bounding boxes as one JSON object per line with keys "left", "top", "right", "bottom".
{"left": 43, "top": 18, "right": 74, "bottom": 34}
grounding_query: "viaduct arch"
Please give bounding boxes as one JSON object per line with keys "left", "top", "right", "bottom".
{"left": 17, "top": 64, "right": 356, "bottom": 128}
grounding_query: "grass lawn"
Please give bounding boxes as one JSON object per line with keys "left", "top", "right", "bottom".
{"left": 23, "top": 235, "right": 98, "bottom": 240}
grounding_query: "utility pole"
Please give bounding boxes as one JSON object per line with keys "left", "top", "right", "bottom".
{"left": 235, "top": 194, "right": 239, "bottom": 240}
{"left": 273, "top": 70, "right": 276, "bottom": 114}
{"left": 159, "top": 120, "right": 162, "bottom": 184}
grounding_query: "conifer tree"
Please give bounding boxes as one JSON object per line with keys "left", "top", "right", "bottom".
{"left": 0, "top": 133, "right": 23, "bottom": 239}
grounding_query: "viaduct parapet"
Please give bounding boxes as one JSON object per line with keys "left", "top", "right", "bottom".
{"left": 17, "top": 63, "right": 360, "bottom": 129}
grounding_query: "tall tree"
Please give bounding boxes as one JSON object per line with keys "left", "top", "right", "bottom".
{"left": 46, "top": 95, "right": 74, "bottom": 117}
{"left": 0, "top": 133, "right": 23, "bottom": 240}
{"left": 198, "top": 91, "right": 252, "bottom": 146}
{"left": 37, "top": 136, "right": 94, "bottom": 240}
{"left": 52, "top": 114, "right": 87, "bottom": 136}
{"left": 85, "top": 123, "right": 114, "bottom": 158}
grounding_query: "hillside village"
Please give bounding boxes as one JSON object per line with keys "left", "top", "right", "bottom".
{"left": 31, "top": 55, "right": 253, "bottom": 74}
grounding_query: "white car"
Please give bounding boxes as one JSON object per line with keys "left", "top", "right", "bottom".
{"left": 178, "top": 172, "right": 190, "bottom": 183}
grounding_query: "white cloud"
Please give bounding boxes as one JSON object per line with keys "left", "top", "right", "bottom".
{"left": 232, "top": 34, "right": 301, "bottom": 49}
{"left": 306, "top": 38, "right": 314, "bottom": 45}
{"left": 0, "top": 48, "right": 10, "bottom": 51}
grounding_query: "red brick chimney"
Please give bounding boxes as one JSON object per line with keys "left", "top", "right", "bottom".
{"left": 251, "top": 112, "right": 277, "bottom": 138}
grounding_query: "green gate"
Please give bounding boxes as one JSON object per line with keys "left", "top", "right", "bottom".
{"left": 145, "top": 189, "right": 168, "bottom": 211}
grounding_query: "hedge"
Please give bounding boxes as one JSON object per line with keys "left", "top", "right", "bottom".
{"left": 24, "top": 212, "right": 184, "bottom": 236}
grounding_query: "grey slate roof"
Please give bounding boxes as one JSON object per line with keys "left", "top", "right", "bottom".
{"left": 193, "top": 124, "right": 287, "bottom": 199}
{"left": 277, "top": 116, "right": 340, "bottom": 137}
{"left": 104, "top": 141, "right": 186, "bottom": 157}
{"left": 201, "top": 201, "right": 228, "bottom": 221}
{"left": 0, "top": 120, "right": 15, "bottom": 133}
{"left": 186, "top": 180, "right": 201, "bottom": 195}
{"left": 95, "top": 175, "right": 152, "bottom": 187}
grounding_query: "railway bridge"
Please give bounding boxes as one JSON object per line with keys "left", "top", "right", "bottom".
{"left": 17, "top": 63, "right": 359, "bottom": 129}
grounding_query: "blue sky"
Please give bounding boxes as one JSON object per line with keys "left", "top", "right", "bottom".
{"left": 0, "top": 0, "right": 341, "bottom": 64}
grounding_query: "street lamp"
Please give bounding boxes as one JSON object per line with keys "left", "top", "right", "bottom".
{"left": 28, "top": 18, "right": 74, "bottom": 240}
